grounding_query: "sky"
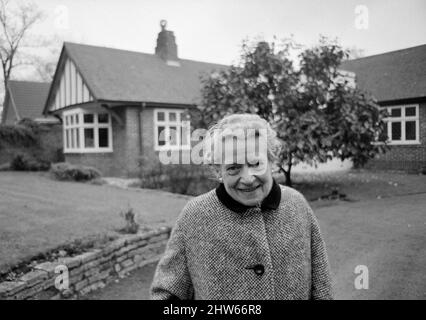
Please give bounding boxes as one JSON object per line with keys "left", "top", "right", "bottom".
{"left": 27, "top": 0, "right": 426, "bottom": 65}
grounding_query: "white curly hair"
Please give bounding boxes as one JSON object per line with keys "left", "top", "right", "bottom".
{"left": 203, "top": 113, "right": 282, "bottom": 166}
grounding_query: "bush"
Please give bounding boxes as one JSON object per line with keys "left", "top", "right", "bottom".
{"left": 138, "top": 157, "right": 218, "bottom": 196}
{"left": 0, "top": 124, "right": 37, "bottom": 149}
{"left": 10, "top": 153, "right": 50, "bottom": 171}
{"left": 50, "top": 162, "right": 101, "bottom": 182}
{"left": 0, "top": 120, "right": 64, "bottom": 167}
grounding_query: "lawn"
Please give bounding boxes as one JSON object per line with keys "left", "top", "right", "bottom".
{"left": 0, "top": 169, "right": 425, "bottom": 278}
{"left": 0, "top": 171, "right": 190, "bottom": 273}
{"left": 284, "top": 169, "right": 426, "bottom": 204}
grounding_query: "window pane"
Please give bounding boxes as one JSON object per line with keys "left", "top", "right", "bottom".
{"left": 76, "top": 128, "right": 80, "bottom": 148}
{"left": 84, "top": 128, "right": 95, "bottom": 148}
{"left": 157, "top": 112, "right": 165, "bottom": 122}
{"left": 75, "top": 114, "right": 79, "bottom": 125}
{"left": 71, "top": 129, "right": 75, "bottom": 148}
{"left": 99, "top": 128, "right": 109, "bottom": 147}
{"left": 405, "top": 107, "right": 416, "bottom": 117}
{"left": 65, "top": 130, "right": 70, "bottom": 149}
{"left": 390, "top": 108, "right": 401, "bottom": 117}
{"left": 169, "top": 126, "right": 177, "bottom": 145}
{"left": 169, "top": 112, "right": 176, "bottom": 122}
{"left": 157, "top": 126, "right": 166, "bottom": 146}
{"left": 405, "top": 121, "right": 416, "bottom": 140}
{"left": 70, "top": 115, "right": 74, "bottom": 125}
{"left": 65, "top": 116, "right": 69, "bottom": 126}
{"left": 391, "top": 122, "right": 401, "bottom": 140}
{"left": 98, "top": 113, "right": 109, "bottom": 123}
{"left": 84, "top": 114, "right": 94, "bottom": 123}
{"left": 181, "top": 124, "right": 189, "bottom": 146}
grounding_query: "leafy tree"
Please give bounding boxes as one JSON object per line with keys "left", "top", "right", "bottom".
{"left": 193, "top": 37, "right": 389, "bottom": 186}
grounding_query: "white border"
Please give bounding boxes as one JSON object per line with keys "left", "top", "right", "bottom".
{"left": 63, "top": 108, "right": 113, "bottom": 153}
{"left": 383, "top": 104, "right": 420, "bottom": 145}
{"left": 153, "top": 108, "right": 191, "bottom": 151}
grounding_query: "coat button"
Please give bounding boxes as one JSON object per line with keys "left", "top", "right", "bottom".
{"left": 245, "top": 264, "right": 264, "bottom": 276}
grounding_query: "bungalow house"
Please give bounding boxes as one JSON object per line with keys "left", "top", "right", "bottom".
{"left": 1, "top": 80, "right": 58, "bottom": 125}
{"left": 341, "top": 44, "right": 426, "bottom": 172}
{"left": 43, "top": 21, "right": 226, "bottom": 176}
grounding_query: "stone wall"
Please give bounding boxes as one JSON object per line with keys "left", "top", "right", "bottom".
{"left": 0, "top": 227, "right": 171, "bottom": 300}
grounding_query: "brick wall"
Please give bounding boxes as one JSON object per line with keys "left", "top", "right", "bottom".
{"left": 65, "top": 107, "right": 143, "bottom": 177}
{"left": 64, "top": 105, "right": 192, "bottom": 177}
{"left": 65, "top": 108, "right": 128, "bottom": 176}
{"left": 365, "top": 102, "right": 426, "bottom": 172}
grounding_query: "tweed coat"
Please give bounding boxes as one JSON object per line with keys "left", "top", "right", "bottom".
{"left": 150, "top": 181, "right": 333, "bottom": 300}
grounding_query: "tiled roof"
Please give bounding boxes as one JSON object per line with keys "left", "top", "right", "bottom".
{"left": 7, "top": 80, "right": 51, "bottom": 119}
{"left": 340, "top": 44, "right": 426, "bottom": 102}
{"left": 63, "top": 42, "right": 228, "bottom": 105}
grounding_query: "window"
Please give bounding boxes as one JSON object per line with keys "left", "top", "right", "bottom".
{"left": 383, "top": 105, "right": 420, "bottom": 144}
{"left": 63, "top": 109, "right": 113, "bottom": 153}
{"left": 154, "top": 109, "right": 190, "bottom": 150}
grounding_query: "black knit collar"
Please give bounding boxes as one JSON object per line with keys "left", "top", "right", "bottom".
{"left": 215, "top": 179, "right": 281, "bottom": 213}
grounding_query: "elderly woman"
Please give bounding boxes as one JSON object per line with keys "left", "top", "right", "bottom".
{"left": 150, "top": 114, "right": 333, "bottom": 300}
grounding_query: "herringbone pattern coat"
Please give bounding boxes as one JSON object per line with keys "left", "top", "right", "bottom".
{"left": 150, "top": 185, "right": 333, "bottom": 300}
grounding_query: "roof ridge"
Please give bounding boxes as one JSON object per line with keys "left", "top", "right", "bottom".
{"left": 345, "top": 43, "right": 426, "bottom": 63}
{"left": 64, "top": 41, "right": 228, "bottom": 67}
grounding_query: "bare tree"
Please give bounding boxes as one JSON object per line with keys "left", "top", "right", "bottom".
{"left": 0, "top": 0, "right": 43, "bottom": 97}
{"left": 30, "top": 40, "right": 60, "bottom": 82}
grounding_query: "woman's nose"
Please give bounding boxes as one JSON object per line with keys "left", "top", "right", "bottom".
{"left": 239, "top": 167, "right": 256, "bottom": 184}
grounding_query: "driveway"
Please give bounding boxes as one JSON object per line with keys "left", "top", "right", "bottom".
{"left": 86, "top": 192, "right": 426, "bottom": 300}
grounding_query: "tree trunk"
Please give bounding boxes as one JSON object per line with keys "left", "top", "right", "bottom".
{"left": 284, "top": 167, "right": 292, "bottom": 187}
{"left": 284, "top": 153, "right": 293, "bottom": 187}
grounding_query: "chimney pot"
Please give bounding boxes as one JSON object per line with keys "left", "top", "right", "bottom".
{"left": 155, "top": 20, "right": 179, "bottom": 62}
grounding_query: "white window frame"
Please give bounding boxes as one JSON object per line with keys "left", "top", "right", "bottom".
{"left": 383, "top": 104, "right": 420, "bottom": 145}
{"left": 63, "top": 108, "right": 113, "bottom": 153}
{"left": 153, "top": 109, "right": 191, "bottom": 151}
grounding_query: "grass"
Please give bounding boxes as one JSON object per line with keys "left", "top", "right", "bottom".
{"left": 276, "top": 169, "right": 426, "bottom": 206}
{"left": 0, "top": 168, "right": 425, "bottom": 279}
{"left": 87, "top": 176, "right": 426, "bottom": 300}
{"left": 0, "top": 171, "right": 190, "bottom": 274}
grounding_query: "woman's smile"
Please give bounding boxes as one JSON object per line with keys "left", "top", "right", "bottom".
{"left": 236, "top": 185, "right": 261, "bottom": 192}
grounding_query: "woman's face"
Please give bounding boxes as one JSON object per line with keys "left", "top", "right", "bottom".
{"left": 220, "top": 145, "right": 273, "bottom": 207}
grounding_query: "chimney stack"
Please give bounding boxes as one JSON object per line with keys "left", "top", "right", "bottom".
{"left": 155, "top": 20, "right": 179, "bottom": 64}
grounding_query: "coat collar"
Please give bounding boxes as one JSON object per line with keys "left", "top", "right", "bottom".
{"left": 215, "top": 179, "right": 281, "bottom": 213}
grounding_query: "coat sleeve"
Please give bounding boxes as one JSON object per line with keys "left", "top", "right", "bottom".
{"left": 150, "top": 215, "right": 194, "bottom": 300}
{"left": 309, "top": 209, "right": 334, "bottom": 300}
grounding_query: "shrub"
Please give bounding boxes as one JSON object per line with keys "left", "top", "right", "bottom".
{"left": 138, "top": 156, "right": 218, "bottom": 196}
{"left": 50, "top": 162, "right": 101, "bottom": 182}
{"left": 0, "top": 124, "right": 37, "bottom": 149}
{"left": 10, "top": 153, "right": 50, "bottom": 171}
{"left": 0, "top": 120, "right": 64, "bottom": 167}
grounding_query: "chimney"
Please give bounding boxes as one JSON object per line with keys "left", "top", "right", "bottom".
{"left": 155, "top": 20, "right": 179, "bottom": 65}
